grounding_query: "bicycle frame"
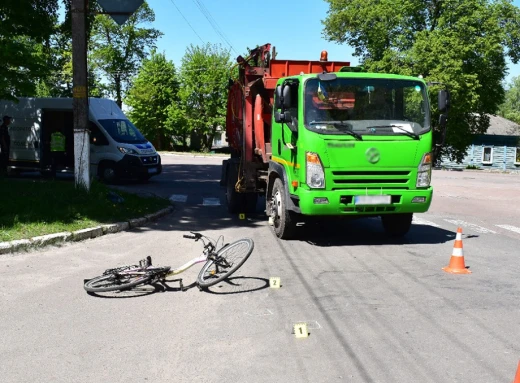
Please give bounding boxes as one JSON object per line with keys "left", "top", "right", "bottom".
{"left": 165, "top": 254, "right": 209, "bottom": 276}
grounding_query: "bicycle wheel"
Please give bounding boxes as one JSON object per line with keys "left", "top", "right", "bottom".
{"left": 197, "top": 238, "right": 254, "bottom": 288}
{"left": 84, "top": 272, "right": 152, "bottom": 293}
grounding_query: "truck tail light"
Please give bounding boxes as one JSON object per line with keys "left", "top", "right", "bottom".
{"left": 306, "top": 152, "right": 325, "bottom": 189}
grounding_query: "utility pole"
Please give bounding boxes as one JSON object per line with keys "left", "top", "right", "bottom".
{"left": 71, "top": 0, "right": 91, "bottom": 190}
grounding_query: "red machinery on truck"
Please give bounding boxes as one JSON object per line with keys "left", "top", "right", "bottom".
{"left": 222, "top": 43, "right": 351, "bottom": 213}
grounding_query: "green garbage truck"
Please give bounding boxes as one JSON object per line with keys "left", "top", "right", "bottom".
{"left": 221, "top": 43, "right": 449, "bottom": 239}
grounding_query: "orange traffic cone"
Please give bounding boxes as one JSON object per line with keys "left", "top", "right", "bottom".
{"left": 513, "top": 361, "right": 520, "bottom": 383}
{"left": 443, "top": 227, "right": 471, "bottom": 274}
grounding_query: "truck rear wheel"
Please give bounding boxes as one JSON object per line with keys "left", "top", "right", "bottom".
{"left": 270, "top": 178, "right": 296, "bottom": 239}
{"left": 381, "top": 213, "right": 413, "bottom": 237}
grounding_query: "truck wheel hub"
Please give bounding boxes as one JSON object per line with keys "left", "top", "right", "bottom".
{"left": 272, "top": 191, "right": 282, "bottom": 220}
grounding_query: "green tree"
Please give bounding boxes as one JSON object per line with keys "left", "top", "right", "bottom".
{"left": 322, "top": 0, "right": 520, "bottom": 162}
{"left": 0, "top": 0, "right": 59, "bottom": 100}
{"left": 90, "top": 1, "right": 162, "bottom": 107}
{"left": 498, "top": 76, "right": 520, "bottom": 124}
{"left": 125, "top": 51, "right": 179, "bottom": 150}
{"left": 179, "top": 43, "right": 231, "bottom": 151}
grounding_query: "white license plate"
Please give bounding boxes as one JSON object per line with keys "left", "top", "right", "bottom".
{"left": 147, "top": 167, "right": 158, "bottom": 174}
{"left": 354, "top": 195, "right": 391, "bottom": 205}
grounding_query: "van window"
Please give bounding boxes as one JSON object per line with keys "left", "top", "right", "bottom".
{"left": 98, "top": 119, "right": 147, "bottom": 144}
{"left": 89, "top": 122, "right": 109, "bottom": 146}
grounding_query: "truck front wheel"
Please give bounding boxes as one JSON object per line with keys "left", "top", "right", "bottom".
{"left": 381, "top": 213, "right": 413, "bottom": 237}
{"left": 270, "top": 178, "right": 296, "bottom": 239}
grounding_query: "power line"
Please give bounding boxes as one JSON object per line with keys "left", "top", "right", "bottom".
{"left": 192, "top": 0, "right": 237, "bottom": 55}
{"left": 169, "top": 0, "right": 205, "bottom": 45}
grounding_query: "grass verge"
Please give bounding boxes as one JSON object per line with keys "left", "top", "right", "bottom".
{"left": 0, "top": 178, "right": 171, "bottom": 242}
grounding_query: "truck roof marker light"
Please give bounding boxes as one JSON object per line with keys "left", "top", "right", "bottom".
{"left": 320, "top": 51, "right": 328, "bottom": 61}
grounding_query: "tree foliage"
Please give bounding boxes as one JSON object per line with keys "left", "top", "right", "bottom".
{"left": 322, "top": 0, "right": 520, "bottom": 162}
{"left": 498, "top": 76, "right": 520, "bottom": 124}
{"left": 125, "top": 51, "right": 179, "bottom": 150}
{"left": 178, "top": 43, "right": 232, "bottom": 151}
{"left": 90, "top": 1, "right": 162, "bottom": 107}
{"left": 0, "top": 0, "right": 60, "bottom": 99}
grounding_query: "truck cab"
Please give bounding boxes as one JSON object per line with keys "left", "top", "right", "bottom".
{"left": 269, "top": 71, "right": 437, "bottom": 238}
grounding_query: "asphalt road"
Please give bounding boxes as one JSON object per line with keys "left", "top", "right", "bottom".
{"left": 1, "top": 154, "right": 519, "bottom": 383}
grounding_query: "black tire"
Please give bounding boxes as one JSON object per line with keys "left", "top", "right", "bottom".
{"left": 226, "top": 162, "right": 243, "bottom": 214}
{"left": 197, "top": 238, "right": 254, "bottom": 288}
{"left": 84, "top": 272, "right": 151, "bottom": 293}
{"left": 99, "top": 163, "right": 118, "bottom": 184}
{"left": 270, "top": 178, "right": 296, "bottom": 239}
{"left": 381, "top": 213, "right": 413, "bottom": 237}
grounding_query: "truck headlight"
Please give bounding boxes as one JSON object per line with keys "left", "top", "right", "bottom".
{"left": 417, "top": 152, "right": 432, "bottom": 187}
{"left": 118, "top": 146, "right": 138, "bottom": 155}
{"left": 306, "top": 152, "right": 325, "bottom": 189}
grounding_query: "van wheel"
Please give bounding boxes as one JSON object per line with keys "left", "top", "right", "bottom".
{"left": 381, "top": 213, "right": 413, "bottom": 237}
{"left": 100, "top": 164, "right": 118, "bottom": 184}
{"left": 270, "top": 178, "right": 296, "bottom": 239}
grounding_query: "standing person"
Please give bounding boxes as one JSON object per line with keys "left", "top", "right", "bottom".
{"left": 50, "top": 126, "right": 66, "bottom": 177}
{"left": 0, "top": 115, "right": 12, "bottom": 175}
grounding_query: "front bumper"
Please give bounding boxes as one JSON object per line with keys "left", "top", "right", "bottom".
{"left": 295, "top": 187, "right": 433, "bottom": 215}
{"left": 116, "top": 154, "right": 162, "bottom": 178}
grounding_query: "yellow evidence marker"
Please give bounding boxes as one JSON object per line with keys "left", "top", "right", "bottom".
{"left": 294, "top": 322, "right": 308, "bottom": 338}
{"left": 269, "top": 277, "right": 281, "bottom": 288}
{"left": 239, "top": 213, "right": 246, "bottom": 219}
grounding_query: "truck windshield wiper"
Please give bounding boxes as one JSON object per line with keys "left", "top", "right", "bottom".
{"left": 367, "top": 125, "right": 420, "bottom": 140}
{"left": 309, "top": 121, "right": 363, "bottom": 140}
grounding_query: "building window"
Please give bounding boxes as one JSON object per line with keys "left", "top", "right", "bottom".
{"left": 515, "top": 147, "right": 520, "bottom": 165}
{"left": 482, "top": 146, "right": 493, "bottom": 164}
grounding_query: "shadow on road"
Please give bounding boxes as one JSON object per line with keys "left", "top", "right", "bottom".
{"left": 289, "top": 217, "right": 457, "bottom": 246}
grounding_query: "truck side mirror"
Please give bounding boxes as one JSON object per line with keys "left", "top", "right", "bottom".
{"left": 438, "top": 90, "right": 450, "bottom": 112}
{"left": 439, "top": 114, "right": 447, "bottom": 128}
{"left": 438, "top": 114, "right": 448, "bottom": 146}
{"left": 275, "top": 85, "right": 282, "bottom": 109}
{"left": 282, "top": 84, "right": 292, "bottom": 108}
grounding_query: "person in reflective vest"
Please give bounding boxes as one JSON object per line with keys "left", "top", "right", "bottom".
{"left": 50, "top": 128, "right": 66, "bottom": 177}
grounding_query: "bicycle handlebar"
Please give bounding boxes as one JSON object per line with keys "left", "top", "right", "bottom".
{"left": 183, "top": 232, "right": 203, "bottom": 240}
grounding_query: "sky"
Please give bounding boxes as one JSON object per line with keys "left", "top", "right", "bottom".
{"left": 132, "top": 0, "right": 520, "bottom": 86}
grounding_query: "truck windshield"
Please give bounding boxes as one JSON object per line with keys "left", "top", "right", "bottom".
{"left": 98, "top": 119, "right": 147, "bottom": 144}
{"left": 304, "top": 78, "right": 430, "bottom": 137}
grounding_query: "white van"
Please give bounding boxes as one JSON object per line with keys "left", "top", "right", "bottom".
{"left": 0, "top": 97, "right": 162, "bottom": 182}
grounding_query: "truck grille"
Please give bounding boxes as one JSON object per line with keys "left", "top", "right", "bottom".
{"left": 331, "top": 170, "right": 411, "bottom": 190}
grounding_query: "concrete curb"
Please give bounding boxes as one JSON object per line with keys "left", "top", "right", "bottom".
{"left": 0, "top": 205, "right": 174, "bottom": 255}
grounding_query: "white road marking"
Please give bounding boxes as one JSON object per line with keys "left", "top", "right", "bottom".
{"left": 202, "top": 198, "right": 221, "bottom": 206}
{"left": 412, "top": 216, "right": 440, "bottom": 227}
{"left": 169, "top": 194, "right": 188, "bottom": 203}
{"left": 495, "top": 225, "right": 520, "bottom": 234}
{"left": 443, "top": 219, "right": 496, "bottom": 234}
